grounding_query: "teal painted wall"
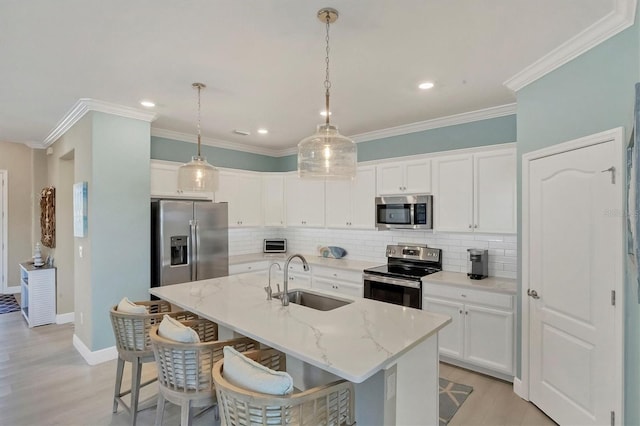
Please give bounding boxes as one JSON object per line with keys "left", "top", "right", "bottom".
{"left": 91, "top": 113, "right": 151, "bottom": 350}
{"left": 151, "top": 136, "right": 281, "bottom": 172}
{"left": 152, "top": 115, "right": 516, "bottom": 172}
{"left": 356, "top": 115, "right": 516, "bottom": 161}
{"left": 516, "top": 20, "right": 639, "bottom": 424}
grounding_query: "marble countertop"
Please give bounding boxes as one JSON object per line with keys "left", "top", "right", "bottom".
{"left": 229, "top": 253, "right": 381, "bottom": 272}
{"left": 422, "top": 271, "right": 517, "bottom": 294}
{"left": 150, "top": 272, "right": 450, "bottom": 383}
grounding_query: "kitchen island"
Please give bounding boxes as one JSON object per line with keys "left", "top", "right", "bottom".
{"left": 150, "top": 271, "right": 451, "bottom": 425}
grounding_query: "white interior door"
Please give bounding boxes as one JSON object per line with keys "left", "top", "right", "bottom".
{"left": 527, "top": 138, "right": 621, "bottom": 425}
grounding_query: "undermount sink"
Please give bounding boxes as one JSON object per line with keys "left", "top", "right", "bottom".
{"left": 275, "top": 290, "right": 353, "bottom": 311}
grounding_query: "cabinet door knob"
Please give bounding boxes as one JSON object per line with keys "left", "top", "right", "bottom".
{"left": 474, "top": 224, "right": 478, "bottom": 228}
{"left": 468, "top": 224, "right": 472, "bottom": 228}
{"left": 459, "top": 309, "right": 463, "bottom": 314}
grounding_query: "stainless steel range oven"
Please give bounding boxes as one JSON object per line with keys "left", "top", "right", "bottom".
{"left": 363, "top": 244, "right": 442, "bottom": 309}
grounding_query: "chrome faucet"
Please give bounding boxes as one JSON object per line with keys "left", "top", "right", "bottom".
{"left": 264, "top": 262, "right": 281, "bottom": 300}
{"left": 282, "top": 254, "right": 310, "bottom": 306}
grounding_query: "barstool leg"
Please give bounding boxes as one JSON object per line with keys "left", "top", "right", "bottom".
{"left": 113, "top": 356, "right": 125, "bottom": 413}
{"left": 180, "top": 400, "right": 192, "bottom": 426}
{"left": 155, "top": 392, "right": 166, "bottom": 426}
{"left": 130, "top": 357, "right": 143, "bottom": 426}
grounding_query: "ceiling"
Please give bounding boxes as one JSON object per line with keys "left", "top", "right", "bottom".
{"left": 0, "top": 1, "right": 624, "bottom": 154}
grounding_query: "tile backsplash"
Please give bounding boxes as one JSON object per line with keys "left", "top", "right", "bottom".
{"left": 229, "top": 227, "right": 517, "bottom": 279}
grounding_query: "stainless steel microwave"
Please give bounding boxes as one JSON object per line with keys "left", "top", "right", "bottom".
{"left": 375, "top": 195, "right": 433, "bottom": 230}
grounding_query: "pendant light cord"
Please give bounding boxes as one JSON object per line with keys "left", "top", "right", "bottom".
{"left": 324, "top": 13, "right": 331, "bottom": 126}
{"left": 196, "top": 84, "right": 202, "bottom": 156}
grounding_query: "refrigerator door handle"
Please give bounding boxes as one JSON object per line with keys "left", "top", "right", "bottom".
{"left": 189, "top": 220, "right": 197, "bottom": 281}
{"left": 193, "top": 220, "right": 199, "bottom": 280}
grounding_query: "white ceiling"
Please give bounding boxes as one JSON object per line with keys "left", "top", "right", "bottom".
{"left": 0, "top": 1, "right": 625, "bottom": 153}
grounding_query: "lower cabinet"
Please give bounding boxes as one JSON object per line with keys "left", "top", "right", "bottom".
{"left": 423, "top": 282, "right": 514, "bottom": 379}
{"left": 228, "top": 261, "right": 270, "bottom": 275}
{"left": 312, "top": 266, "right": 363, "bottom": 298}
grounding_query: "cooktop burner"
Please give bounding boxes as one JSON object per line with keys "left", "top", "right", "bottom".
{"left": 364, "top": 244, "right": 442, "bottom": 280}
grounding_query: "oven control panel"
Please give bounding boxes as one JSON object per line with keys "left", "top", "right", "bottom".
{"left": 386, "top": 244, "right": 441, "bottom": 262}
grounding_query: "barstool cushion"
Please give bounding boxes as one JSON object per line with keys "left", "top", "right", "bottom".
{"left": 158, "top": 315, "right": 201, "bottom": 343}
{"left": 116, "top": 297, "right": 147, "bottom": 314}
{"left": 222, "top": 346, "right": 293, "bottom": 395}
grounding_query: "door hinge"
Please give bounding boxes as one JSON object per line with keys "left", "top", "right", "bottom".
{"left": 611, "top": 290, "right": 616, "bottom": 306}
{"left": 611, "top": 410, "right": 615, "bottom": 426}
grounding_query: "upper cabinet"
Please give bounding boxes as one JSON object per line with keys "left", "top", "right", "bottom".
{"left": 325, "top": 166, "right": 376, "bottom": 229}
{"left": 150, "top": 160, "right": 213, "bottom": 200}
{"left": 262, "top": 174, "right": 285, "bottom": 227}
{"left": 376, "top": 159, "right": 431, "bottom": 195}
{"left": 215, "top": 170, "right": 263, "bottom": 227}
{"left": 284, "top": 173, "right": 325, "bottom": 227}
{"left": 433, "top": 148, "right": 516, "bottom": 233}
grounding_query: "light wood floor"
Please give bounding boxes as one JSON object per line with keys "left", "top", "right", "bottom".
{"left": 1, "top": 309, "right": 556, "bottom": 426}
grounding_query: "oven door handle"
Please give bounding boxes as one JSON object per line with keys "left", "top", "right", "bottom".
{"left": 363, "top": 273, "right": 421, "bottom": 289}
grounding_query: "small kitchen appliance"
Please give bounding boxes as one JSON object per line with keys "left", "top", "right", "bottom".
{"left": 264, "top": 238, "right": 287, "bottom": 253}
{"left": 363, "top": 243, "right": 442, "bottom": 309}
{"left": 375, "top": 195, "right": 433, "bottom": 230}
{"left": 467, "top": 249, "right": 488, "bottom": 280}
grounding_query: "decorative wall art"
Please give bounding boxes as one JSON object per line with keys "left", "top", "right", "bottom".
{"left": 40, "top": 186, "right": 55, "bottom": 248}
{"left": 73, "top": 182, "right": 88, "bottom": 237}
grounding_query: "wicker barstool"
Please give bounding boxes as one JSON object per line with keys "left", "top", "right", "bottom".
{"left": 212, "top": 348, "right": 356, "bottom": 426}
{"left": 109, "top": 300, "right": 197, "bottom": 426}
{"left": 149, "top": 320, "right": 258, "bottom": 426}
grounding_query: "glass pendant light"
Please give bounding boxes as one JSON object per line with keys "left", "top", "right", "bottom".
{"left": 177, "top": 82, "right": 219, "bottom": 192}
{"left": 298, "top": 8, "right": 357, "bottom": 180}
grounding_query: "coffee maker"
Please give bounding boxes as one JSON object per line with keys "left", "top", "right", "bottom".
{"left": 467, "top": 249, "right": 488, "bottom": 280}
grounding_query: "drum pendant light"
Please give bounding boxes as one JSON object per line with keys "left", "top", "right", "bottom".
{"left": 177, "top": 83, "right": 219, "bottom": 192}
{"left": 298, "top": 8, "right": 357, "bottom": 180}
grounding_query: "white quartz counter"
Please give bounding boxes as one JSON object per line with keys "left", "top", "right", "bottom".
{"left": 423, "top": 271, "right": 517, "bottom": 294}
{"left": 150, "top": 272, "right": 450, "bottom": 383}
{"left": 229, "top": 253, "right": 381, "bottom": 272}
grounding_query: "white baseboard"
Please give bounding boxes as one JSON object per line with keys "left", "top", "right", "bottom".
{"left": 56, "top": 312, "right": 74, "bottom": 324}
{"left": 513, "top": 377, "right": 528, "bottom": 400}
{"left": 73, "top": 334, "right": 118, "bottom": 365}
{"left": 5, "top": 285, "right": 19, "bottom": 294}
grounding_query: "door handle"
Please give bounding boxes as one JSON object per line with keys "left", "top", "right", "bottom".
{"left": 527, "top": 289, "right": 540, "bottom": 299}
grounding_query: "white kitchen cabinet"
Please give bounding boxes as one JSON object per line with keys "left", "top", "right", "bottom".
{"left": 228, "top": 260, "right": 270, "bottom": 275}
{"left": 262, "top": 174, "right": 285, "bottom": 227}
{"left": 20, "top": 263, "right": 56, "bottom": 328}
{"left": 432, "top": 149, "right": 515, "bottom": 233}
{"left": 285, "top": 262, "right": 312, "bottom": 289}
{"left": 376, "top": 159, "right": 431, "bottom": 195}
{"left": 284, "top": 174, "right": 325, "bottom": 227}
{"left": 312, "top": 266, "right": 363, "bottom": 298}
{"left": 423, "top": 282, "right": 514, "bottom": 379}
{"left": 215, "top": 170, "right": 263, "bottom": 227}
{"left": 325, "top": 166, "right": 376, "bottom": 229}
{"left": 150, "top": 160, "right": 213, "bottom": 200}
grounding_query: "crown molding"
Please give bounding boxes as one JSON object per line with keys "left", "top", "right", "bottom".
{"left": 505, "top": 0, "right": 637, "bottom": 91}
{"left": 350, "top": 103, "right": 517, "bottom": 144}
{"left": 154, "top": 103, "right": 517, "bottom": 158}
{"left": 42, "top": 98, "right": 158, "bottom": 147}
{"left": 150, "top": 128, "right": 276, "bottom": 157}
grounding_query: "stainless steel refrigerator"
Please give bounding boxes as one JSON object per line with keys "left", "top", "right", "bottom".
{"left": 151, "top": 199, "right": 228, "bottom": 287}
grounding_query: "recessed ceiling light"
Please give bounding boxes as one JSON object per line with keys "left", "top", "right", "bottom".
{"left": 418, "top": 82, "right": 434, "bottom": 90}
{"left": 320, "top": 110, "right": 332, "bottom": 117}
{"left": 140, "top": 100, "right": 156, "bottom": 108}
{"left": 257, "top": 128, "right": 269, "bottom": 135}
{"left": 233, "top": 129, "right": 251, "bottom": 136}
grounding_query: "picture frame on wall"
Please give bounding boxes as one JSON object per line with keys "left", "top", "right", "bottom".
{"left": 73, "top": 182, "right": 88, "bottom": 237}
